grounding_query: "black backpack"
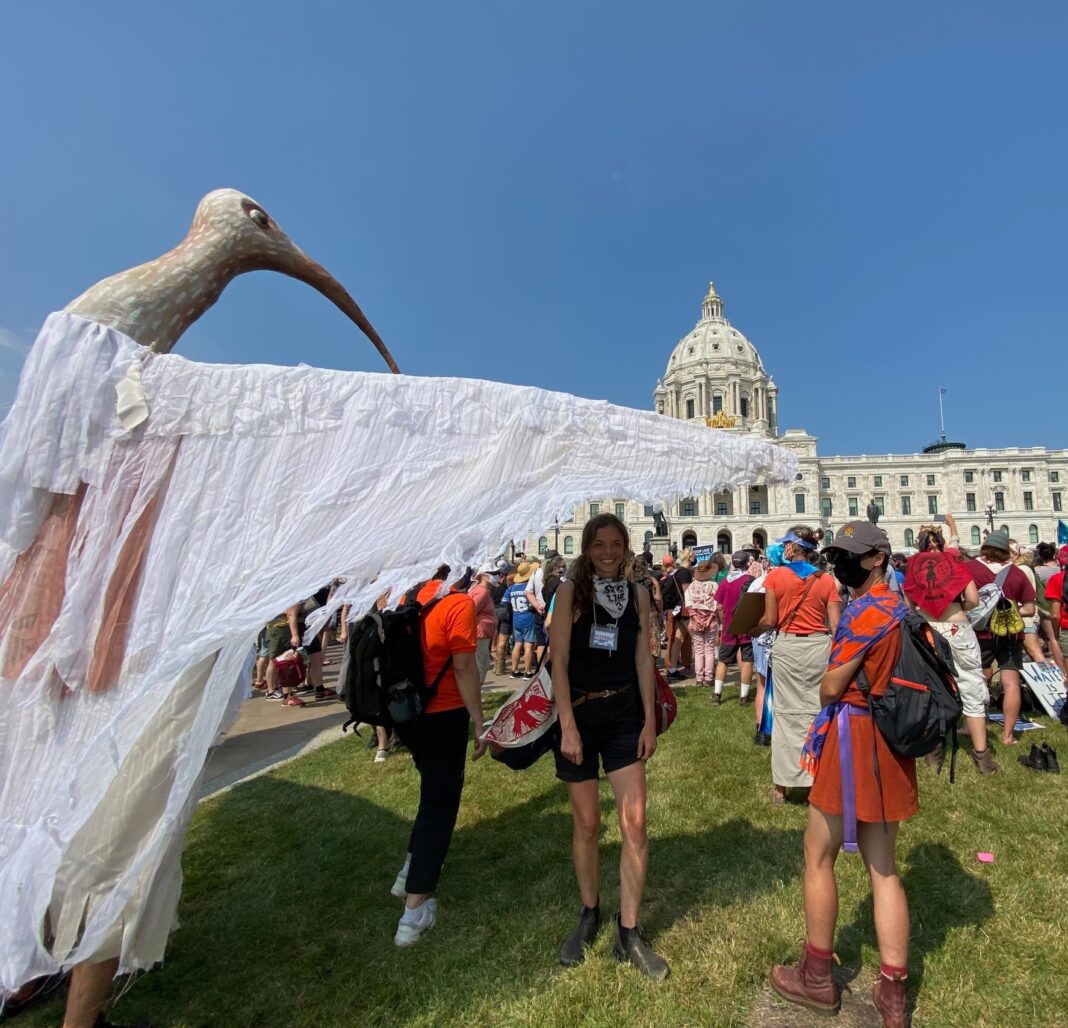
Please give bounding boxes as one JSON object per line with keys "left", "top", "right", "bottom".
{"left": 341, "top": 595, "right": 451, "bottom": 731}
{"left": 856, "top": 611, "right": 963, "bottom": 782}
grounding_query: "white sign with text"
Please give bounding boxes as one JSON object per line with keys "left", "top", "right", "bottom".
{"left": 1020, "top": 660, "right": 1066, "bottom": 719}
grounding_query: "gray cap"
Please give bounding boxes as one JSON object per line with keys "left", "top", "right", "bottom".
{"left": 731, "top": 550, "right": 751, "bottom": 568}
{"left": 984, "top": 529, "right": 1010, "bottom": 551}
{"left": 822, "top": 520, "right": 892, "bottom": 557}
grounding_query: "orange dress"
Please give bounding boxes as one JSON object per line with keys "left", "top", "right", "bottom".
{"left": 808, "top": 628, "right": 919, "bottom": 823}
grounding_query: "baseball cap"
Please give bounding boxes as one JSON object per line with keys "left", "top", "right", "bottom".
{"left": 731, "top": 550, "right": 751, "bottom": 569}
{"left": 477, "top": 562, "right": 499, "bottom": 576}
{"left": 821, "top": 520, "right": 892, "bottom": 557}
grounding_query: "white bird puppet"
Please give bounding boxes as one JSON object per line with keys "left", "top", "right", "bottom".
{"left": 0, "top": 190, "right": 797, "bottom": 999}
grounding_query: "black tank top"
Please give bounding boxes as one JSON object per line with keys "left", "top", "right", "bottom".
{"left": 567, "top": 581, "right": 641, "bottom": 695}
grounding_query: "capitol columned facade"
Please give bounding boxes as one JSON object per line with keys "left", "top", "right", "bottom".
{"left": 539, "top": 283, "right": 1067, "bottom": 558}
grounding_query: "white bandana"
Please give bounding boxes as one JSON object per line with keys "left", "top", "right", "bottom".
{"left": 593, "top": 575, "right": 629, "bottom": 619}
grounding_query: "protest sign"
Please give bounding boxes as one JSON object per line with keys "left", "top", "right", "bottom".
{"left": 1020, "top": 660, "right": 1066, "bottom": 719}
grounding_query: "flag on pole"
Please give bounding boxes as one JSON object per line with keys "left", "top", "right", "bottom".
{"left": 1058, "top": 519, "right": 1068, "bottom": 546}
{"left": 939, "top": 387, "right": 947, "bottom": 396}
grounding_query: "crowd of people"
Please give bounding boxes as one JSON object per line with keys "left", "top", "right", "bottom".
{"left": 239, "top": 513, "right": 1066, "bottom": 1028}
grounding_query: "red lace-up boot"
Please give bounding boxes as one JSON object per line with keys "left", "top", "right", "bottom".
{"left": 769, "top": 942, "right": 840, "bottom": 1014}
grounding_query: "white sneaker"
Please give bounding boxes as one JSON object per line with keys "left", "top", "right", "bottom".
{"left": 394, "top": 898, "right": 437, "bottom": 947}
{"left": 390, "top": 864, "right": 409, "bottom": 898}
{"left": 374, "top": 748, "right": 389, "bottom": 763}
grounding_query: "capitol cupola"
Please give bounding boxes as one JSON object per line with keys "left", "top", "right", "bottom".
{"left": 701, "top": 281, "right": 724, "bottom": 320}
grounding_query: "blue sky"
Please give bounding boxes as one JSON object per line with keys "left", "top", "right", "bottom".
{"left": 1, "top": 1, "right": 1065, "bottom": 455}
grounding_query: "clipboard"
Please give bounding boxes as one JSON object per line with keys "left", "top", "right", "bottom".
{"left": 727, "top": 591, "right": 766, "bottom": 637}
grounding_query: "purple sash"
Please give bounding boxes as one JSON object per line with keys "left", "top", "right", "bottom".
{"left": 837, "top": 704, "right": 870, "bottom": 854}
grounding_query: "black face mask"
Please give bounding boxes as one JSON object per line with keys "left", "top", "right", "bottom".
{"left": 832, "top": 554, "right": 873, "bottom": 589}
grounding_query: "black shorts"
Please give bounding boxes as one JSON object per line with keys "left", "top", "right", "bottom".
{"left": 305, "top": 633, "right": 323, "bottom": 655}
{"left": 554, "top": 687, "right": 643, "bottom": 783}
{"left": 979, "top": 636, "right": 1025, "bottom": 672}
{"left": 718, "top": 642, "right": 753, "bottom": 664}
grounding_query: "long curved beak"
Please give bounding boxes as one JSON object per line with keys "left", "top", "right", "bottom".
{"left": 286, "top": 257, "right": 401, "bottom": 375}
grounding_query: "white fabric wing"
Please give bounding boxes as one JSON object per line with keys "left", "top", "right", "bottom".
{"left": 0, "top": 312, "right": 796, "bottom": 989}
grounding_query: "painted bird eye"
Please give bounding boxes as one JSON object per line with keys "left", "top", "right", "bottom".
{"left": 249, "top": 208, "right": 270, "bottom": 228}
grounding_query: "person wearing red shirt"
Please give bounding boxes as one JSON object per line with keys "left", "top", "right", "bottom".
{"left": 966, "top": 531, "right": 1036, "bottom": 747}
{"left": 1044, "top": 544, "right": 1068, "bottom": 675}
{"left": 391, "top": 573, "right": 487, "bottom": 947}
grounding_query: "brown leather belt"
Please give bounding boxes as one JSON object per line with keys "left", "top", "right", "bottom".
{"left": 571, "top": 688, "right": 627, "bottom": 708}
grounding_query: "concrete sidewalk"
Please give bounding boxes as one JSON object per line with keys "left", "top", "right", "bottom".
{"left": 198, "top": 644, "right": 526, "bottom": 799}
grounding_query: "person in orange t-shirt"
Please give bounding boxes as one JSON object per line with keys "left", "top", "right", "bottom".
{"left": 757, "top": 526, "right": 842, "bottom": 805}
{"left": 391, "top": 571, "right": 486, "bottom": 948}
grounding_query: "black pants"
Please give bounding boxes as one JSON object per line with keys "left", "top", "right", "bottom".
{"left": 400, "top": 707, "right": 470, "bottom": 895}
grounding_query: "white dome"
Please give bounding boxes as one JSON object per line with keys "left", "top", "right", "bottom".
{"left": 663, "top": 282, "right": 765, "bottom": 378}
{"left": 653, "top": 282, "right": 778, "bottom": 439}
{"left": 666, "top": 321, "right": 765, "bottom": 375}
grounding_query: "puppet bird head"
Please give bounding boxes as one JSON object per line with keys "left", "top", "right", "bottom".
{"left": 64, "top": 188, "right": 399, "bottom": 371}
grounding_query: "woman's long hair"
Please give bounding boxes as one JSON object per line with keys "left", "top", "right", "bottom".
{"left": 569, "top": 513, "right": 634, "bottom": 614}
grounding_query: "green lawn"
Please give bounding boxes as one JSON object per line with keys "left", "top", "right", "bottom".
{"left": 18, "top": 691, "right": 1068, "bottom": 1027}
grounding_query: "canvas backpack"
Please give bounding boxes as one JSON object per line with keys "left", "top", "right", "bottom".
{"left": 341, "top": 594, "right": 451, "bottom": 731}
{"left": 856, "top": 611, "right": 964, "bottom": 781}
{"left": 966, "top": 564, "right": 1014, "bottom": 632}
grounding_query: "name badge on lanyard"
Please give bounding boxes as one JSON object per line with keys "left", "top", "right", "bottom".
{"left": 589, "top": 623, "right": 619, "bottom": 652}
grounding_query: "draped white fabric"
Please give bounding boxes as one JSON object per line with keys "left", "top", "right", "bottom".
{"left": 0, "top": 312, "right": 797, "bottom": 988}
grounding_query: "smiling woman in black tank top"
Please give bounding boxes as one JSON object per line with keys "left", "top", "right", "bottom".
{"left": 548, "top": 513, "right": 669, "bottom": 980}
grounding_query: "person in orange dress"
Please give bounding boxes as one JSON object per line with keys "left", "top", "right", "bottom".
{"left": 770, "top": 521, "right": 914, "bottom": 1028}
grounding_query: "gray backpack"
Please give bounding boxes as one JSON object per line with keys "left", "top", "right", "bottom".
{"left": 966, "top": 565, "right": 1013, "bottom": 631}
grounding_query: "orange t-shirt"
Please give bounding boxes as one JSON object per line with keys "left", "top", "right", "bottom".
{"left": 417, "top": 580, "right": 478, "bottom": 714}
{"left": 765, "top": 568, "right": 838, "bottom": 635}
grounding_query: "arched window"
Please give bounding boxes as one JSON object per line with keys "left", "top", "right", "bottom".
{"left": 971, "top": 526, "right": 981, "bottom": 545}
{"left": 1029, "top": 524, "right": 1039, "bottom": 544}
{"left": 904, "top": 529, "right": 915, "bottom": 548}
{"left": 643, "top": 531, "right": 653, "bottom": 549}
{"left": 1000, "top": 524, "right": 1009, "bottom": 536}
{"left": 716, "top": 530, "right": 732, "bottom": 554}
{"left": 682, "top": 531, "right": 698, "bottom": 549}
{"left": 563, "top": 536, "right": 574, "bottom": 555}
{"left": 538, "top": 536, "right": 548, "bottom": 554}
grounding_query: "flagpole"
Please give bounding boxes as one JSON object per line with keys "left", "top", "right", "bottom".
{"left": 938, "top": 387, "right": 946, "bottom": 441}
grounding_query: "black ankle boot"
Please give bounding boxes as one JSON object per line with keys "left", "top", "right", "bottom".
{"left": 558, "top": 902, "right": 601, "bottom": 966}
{"left": 613, "top": 913, "right": 670, "bottom": 980}
{"left": 1042, "top": 742, "right": 1060, "bottom": 773}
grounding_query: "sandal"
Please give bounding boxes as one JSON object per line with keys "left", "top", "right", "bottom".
{"left": 251, "top": 680, "right": 268, "bottom": 691}
{"left": 282, "top": 694, "right": 306, "bottom": 707}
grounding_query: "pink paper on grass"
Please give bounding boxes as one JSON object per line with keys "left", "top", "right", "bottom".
{"left": 976, "top": 852, "right": 995, "bottom": 864}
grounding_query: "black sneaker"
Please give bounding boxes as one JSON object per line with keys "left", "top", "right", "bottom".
{"left": 739, "top": 694, "right": 754, "bottom": 706}
{"left": 509, "top": 670, "right": 523, "bottom": 679}
{"left": 524, "top": 670, "right": 537, "bottom": 678}
{"left": 612, "top": 913, "right": 670, "bottom": 980}
{"left": 558, "top": 902, "right": 601, "bottom": 966}
{"left": 1041, "top": 742, "right": 1060, "bottom": 773}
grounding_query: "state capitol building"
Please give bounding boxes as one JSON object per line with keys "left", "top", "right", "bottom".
{"left": 545, "top": 283, "right": 1067, "bottom": 558}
